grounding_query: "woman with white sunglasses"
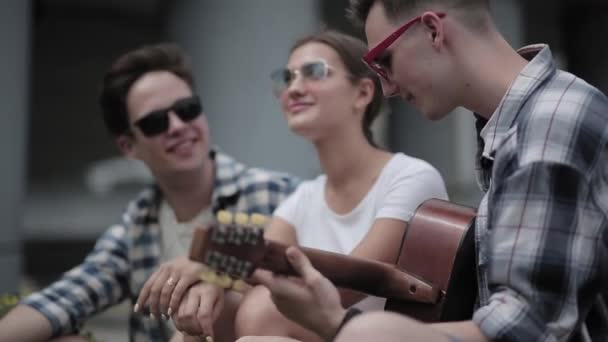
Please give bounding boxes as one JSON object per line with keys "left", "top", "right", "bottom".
{"left": 234, "top": 30, "right": 448, "bottom": 342}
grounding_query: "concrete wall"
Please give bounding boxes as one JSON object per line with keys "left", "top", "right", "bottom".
{"left": 0, "top": 0, "right": 31, "bottom": 293}
{"left": 167, "top": 0, "right": 322, "bottom": 178}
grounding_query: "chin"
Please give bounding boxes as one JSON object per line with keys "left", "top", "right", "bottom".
{"left": 422, "top": 104, "right": 452, "bottom": 122}
{"left": 170, "top": 159, "right": 206, "bottom": 174}
{"left": 424, "top": 111, "right": 444, "bottom": 121}
{"left": 169, "top": 152, "right": 208, "bottom": 173}
{"left": 287, "top": 120, "right": 315, "bottom": 137}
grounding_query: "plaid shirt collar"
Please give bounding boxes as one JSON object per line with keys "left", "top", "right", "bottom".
{"left": 127, "top": 147, "right": 252, "bottom": 291}
{"left": 210, "top": 148, "right": 245, "bottom": 203}
{"left": 146, "top": 148, "right": 246, "bottom": 211}
{"left": 479, "top": 44, "right": 556, "bottom": 161}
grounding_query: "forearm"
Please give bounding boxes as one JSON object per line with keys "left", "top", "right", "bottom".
{"left": 0, "top": 304, "right": 53, "bottom": 342}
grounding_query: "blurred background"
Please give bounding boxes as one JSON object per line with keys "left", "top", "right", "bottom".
{"left": 0, "top": 0, "right": 606, "bottom": 340}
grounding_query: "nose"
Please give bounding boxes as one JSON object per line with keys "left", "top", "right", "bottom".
{"left": 167, "top": 111, "right": 187, "bottom": 134}
{"left": 286, "top": 72, "right": 306, "bottom": 96}
{"left": 379, "top": 77, "right": 399, "bottom": 97}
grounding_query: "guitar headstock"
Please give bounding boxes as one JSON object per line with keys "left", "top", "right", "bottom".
{"left": 190, "top": 211, "right": 269, "bottom": 290}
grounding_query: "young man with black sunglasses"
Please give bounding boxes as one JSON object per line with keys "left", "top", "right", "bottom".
{"left": 0, "top": 43, "right": 299, "bottom": 342}
{"left": 247, "top": 0, "right": 608, "bottom": 342}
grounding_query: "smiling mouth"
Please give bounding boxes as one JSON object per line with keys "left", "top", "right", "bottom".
{"left": 288, "top": 103, "right": 313, "bottom": 114}
{"left": 167, "top": 138, "right": 197, "bottom": 153}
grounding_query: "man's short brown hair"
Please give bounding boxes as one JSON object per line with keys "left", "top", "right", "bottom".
{"left": 348, "top": 0, "right": 491, "bottom": 31}
{"left": 99, "top": 43, "right": 196, "bottom": 137}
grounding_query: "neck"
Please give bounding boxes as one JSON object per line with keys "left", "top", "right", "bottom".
{"left": 155, "top": 159, "right": 215, "bottom": 222}
{"left": 456, "top": 29, "right": 529, "bottom": 119}
{"left": 314, "top": 126, "right": 389, "bottom": 189}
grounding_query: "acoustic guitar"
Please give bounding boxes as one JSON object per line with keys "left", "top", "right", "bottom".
{"left": 189, "top": 198, "right": 478, "bottom": 322}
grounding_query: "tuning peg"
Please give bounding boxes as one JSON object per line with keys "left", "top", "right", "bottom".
{"left": 215, "top": 274, "right": 233, "bottom": 289}
{"left": 231, "top": 279, "right": 249, "bottom": 292}
{"left": 199, "top": 270, "right": 218, "bottom": 283}
{"left": 250, "top": 213, "right": 269, "bottom": 227}
{"left": 235, "top": 212, "right": 250, "bottom": 225}
{"left": 216, "top": 210, "right": 233, "bottom": 224}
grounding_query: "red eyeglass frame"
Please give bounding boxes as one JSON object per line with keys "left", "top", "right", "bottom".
{"left": 362, "top": 12, "right": 446, "bottom": 81}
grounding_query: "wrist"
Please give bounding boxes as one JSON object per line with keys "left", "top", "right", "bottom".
{"left": 322, "top": 307, "right": 355, "bottom": 342}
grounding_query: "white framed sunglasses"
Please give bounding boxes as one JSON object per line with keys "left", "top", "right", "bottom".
{"left": 270, "top": 59, "right": 334, "bottom": 96}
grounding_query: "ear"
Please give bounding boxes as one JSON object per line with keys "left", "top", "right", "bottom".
{"left": 420, "top": 12, "right": 445, "bottom": 50}
{"left": 116, "top": 135, "right": 137, "bottom": 159}
{"left": 354, "top": 78, "right": 375, "bottom": 113}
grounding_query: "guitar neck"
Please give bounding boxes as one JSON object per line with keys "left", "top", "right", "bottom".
{"left": 259, "top": 240, "right": 439, "bottom": 304}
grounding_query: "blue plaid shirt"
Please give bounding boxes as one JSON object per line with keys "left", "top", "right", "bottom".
{"left": 22, "top": 151, "right": 299, "bottom": 341}
{"left": 472, "top": 45, "right": 608, "bottom": 341}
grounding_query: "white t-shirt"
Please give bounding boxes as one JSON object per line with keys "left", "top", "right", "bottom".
{"left": 159, "top": 200, "right": 215, "bottom": 262}
{"left": 158, "top": 200, "right": 215, "bottom": 334}
{"left": 274, "top": 153, "right": 448, "bottom": 310}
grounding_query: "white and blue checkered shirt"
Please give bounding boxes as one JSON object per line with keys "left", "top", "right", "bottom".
{"left": 22, "top": 150, "right": 299, "bottom": 341}
{"left": 472, "top": 45, "right": 608, "bottom": 341}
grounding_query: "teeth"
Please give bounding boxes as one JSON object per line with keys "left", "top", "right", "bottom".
{"left": 171, "top": 140, "right": 192, "bottom": 152}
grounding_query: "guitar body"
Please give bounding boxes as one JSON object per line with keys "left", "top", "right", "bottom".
{"left": 385, "top": 198, "right": 478, "bottom": 322}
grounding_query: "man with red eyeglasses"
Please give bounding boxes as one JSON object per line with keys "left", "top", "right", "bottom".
{"left": 250, "top": 0, "right": 608, "bottom": 341}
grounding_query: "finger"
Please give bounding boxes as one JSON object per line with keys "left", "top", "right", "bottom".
{"left": 212, "top": 287, "right": 224, "bottom": 322}
{"left": 197, "top": 294, "right": 216, "bottom": 339}
{"left": 168, "top": 277, "right": 194, "bottom": 317}
{"left": 148, "top": 271, "right": 171, "bottom": 319}
{"left": 173, "top": 297, "right": 187, "bottom": 332}
{"left": 250, "top": 269, "right": 275, "bottom": 288}
{"left": 252, "top": 270, "right": 307, "bottom": 301}
{"left": 166, "top": 261, "right": 205, "bottom": 316}
{"left": 188, "top": 293, "right": 205, "bottom": 336}
{"left": 135, "top": 269, "right": 162, "bottom": 313}
{"left": 177, "top": 291, "right": 203, "bottom": 336}
{"left": 285, "top": 247, "right": 322, "bottom": 283}
{"left": 159, "top": 274, "right": 178, "bottom": 318}
{"left": 135, "top": 272, "right": 156, "bottom": 312}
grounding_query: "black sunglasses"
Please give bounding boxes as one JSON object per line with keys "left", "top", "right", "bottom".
{"left": 133, "top": 95, "right": 203, "bottom": 137}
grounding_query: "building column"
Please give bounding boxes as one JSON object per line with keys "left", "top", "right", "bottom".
{"left": 0, "top": 0, "right": 31, "bottom": 293}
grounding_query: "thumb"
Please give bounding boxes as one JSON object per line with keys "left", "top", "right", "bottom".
{"left": 285, "top": 247, "right": 319, "bottom": 282}
{"left": 251, "top": 269, "right": 274, "bottom": 288}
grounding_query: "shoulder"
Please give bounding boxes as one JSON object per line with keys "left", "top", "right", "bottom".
{"left": 215, "top": 152, "right": 302, "bottom": 209}
{"left": 385, "top": 153, "right": 445, "bottom": 183}
{"left": 215, "top": 151, "right": 300, "bottom": 195}
{"left": 285, "top": 175, "right": 325, "bottom": 198}
{"left": 239, "top": 167, "right": 301, "bottom": 196}
{"left": 122, "top": 185, "right": 160, "bottom": 225}
{"left": 376, "top": 153, "right": 447, "bottom": 201}
{"left": 517, "top": 71, "right": 608, "bottom": 174}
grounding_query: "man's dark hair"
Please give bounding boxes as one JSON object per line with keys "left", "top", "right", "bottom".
{"left": 99, "top": 43, "right": 196, "bottom": 137}
{"left": 348, "top": 0, "right": 491, "bottom": 31}
{"left": 291, "top": 30, "right": 385, "bottom": 147}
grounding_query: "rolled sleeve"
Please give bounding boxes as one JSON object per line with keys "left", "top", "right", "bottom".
{"left": 21, "top": 224, "right": 131, "bottom": 336}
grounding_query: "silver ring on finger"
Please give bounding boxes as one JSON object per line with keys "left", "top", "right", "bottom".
{"left": 166, "top": 276, "right": 176, "bottom": 287}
